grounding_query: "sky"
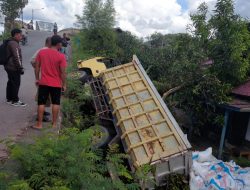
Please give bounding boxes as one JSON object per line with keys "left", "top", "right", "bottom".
{"left": 10, "top": 0, "right": 250, "bottom": 37}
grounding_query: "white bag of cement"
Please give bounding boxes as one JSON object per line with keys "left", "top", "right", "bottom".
{"left": 190, "top": 147, "right": 250, "bottom": 190}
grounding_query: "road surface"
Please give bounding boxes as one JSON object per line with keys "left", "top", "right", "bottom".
{"left": 0, "top": 30, "right": 52, "bottom": 157}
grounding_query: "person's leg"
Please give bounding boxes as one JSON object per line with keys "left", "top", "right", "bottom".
{"left": 6, "top": 70, "right": 13, "bottom": 102}
{"left": 33, "top": 86, "right": 49, "bottom": 129}
{"left": 10, "top": 71, "right": 26, "bottom": 106}
{"left": 11, "top": 71, "right": 21, "bottom": 102}
{"left": 49, "top": 87, "right": 61, "bottom": 128}
{"left": 36, "top": 105, "right": 45, "bottom": 128}
{"left": 35, "top": 89, "right": 50, "bottom": 121}
{"left": 52, "top": 104, "right": 60, "bottom": 128}
{"left": 44, "top": 95, "right": 51, "bottom": 116}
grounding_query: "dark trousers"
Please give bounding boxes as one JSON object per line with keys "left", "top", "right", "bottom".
{"left": 6, "top": 70, "right": 21, "bottom": 102}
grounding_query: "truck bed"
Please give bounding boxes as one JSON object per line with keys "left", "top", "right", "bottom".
{"left": 100, "top": 55, "right": 191, "bottom": 171}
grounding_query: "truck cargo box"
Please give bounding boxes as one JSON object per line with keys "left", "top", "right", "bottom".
{"left": 100, "top": 55, "right": 192, "bottom": 184}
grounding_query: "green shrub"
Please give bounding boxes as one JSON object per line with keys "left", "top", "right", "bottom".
{"left": 62, "top": 78, "right": 96, "bottom": 130}
{"left": 165, "top": 174, "right": 189, "bottom": 190}
{"left": 8, "top": 128, "right": 119, "bottom": 189}
{"left": 233, "top": 156, "right": 250, "bottom": 168}
{"left": 0, "top": 32, "right": 10, "bottom": 41}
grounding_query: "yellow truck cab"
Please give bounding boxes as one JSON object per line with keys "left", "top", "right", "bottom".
{"left": 77, "top": 57, "right": 107, "bottom": 77}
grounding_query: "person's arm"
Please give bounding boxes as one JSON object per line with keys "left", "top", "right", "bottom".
{"left": 35, "top": 53, "right": 41, "bottom": 86}
{"left": 8, "top": 41, "right": 22, "bottom": 69}
{"left": 60, "top": 55, "right": 67, "bottom": 91}
{"left": 31, "top": 50, "right": 39, "bottom": 68}
{"left": 60, "top": 67, "right": 66, "bottom": 91}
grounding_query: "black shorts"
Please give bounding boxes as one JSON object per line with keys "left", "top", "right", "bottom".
{"left": 38, "top": 85, "right": 61, "bottom": 105}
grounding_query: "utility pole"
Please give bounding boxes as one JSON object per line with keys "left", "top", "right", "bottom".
{"left": 31, "top": 8, "right": 44, "bottom": 30}
{"left": 31, "top": 9, "right": 33, "bottom": 25}
{"left": 21, "top": 8, "right": 23, "bottom": 27}
{"left": 21, "top": 0, "right": 28, "bottom": 27}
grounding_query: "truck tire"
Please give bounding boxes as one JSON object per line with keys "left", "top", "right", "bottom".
{"left": 94, "top": 125, "right": 112, "bottom": 148}
{"left": 79, "top": 70, "right": 89, "bottom": 84}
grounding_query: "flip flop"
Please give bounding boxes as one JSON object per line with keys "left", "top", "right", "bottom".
{"left": 30, "top": 126, "right": 43, "bottom": 130}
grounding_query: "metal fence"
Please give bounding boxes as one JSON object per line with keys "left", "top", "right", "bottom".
{"left": 36, "top": 21, "right": 53, "bottom": 31}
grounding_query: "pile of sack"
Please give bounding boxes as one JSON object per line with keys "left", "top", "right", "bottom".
{"left": 190, "top": 147, "right": 250, "bottom": 190}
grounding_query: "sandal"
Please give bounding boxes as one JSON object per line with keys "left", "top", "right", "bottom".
{"left": 30, "top": 126, "right": 43, "bottom": 130}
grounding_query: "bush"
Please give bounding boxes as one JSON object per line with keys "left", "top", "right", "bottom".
{"left": 62, "top": 75, "right": 97, "bottom": 131}
{"left": 7, "top": 128, "right": 118, "bottom": 189}
{"left": 0, "top": 32, "right": 10, "bottom": 41}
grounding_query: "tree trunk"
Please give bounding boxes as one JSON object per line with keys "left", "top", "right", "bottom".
{"left": 162, "top": 85, "right": 184, "bottom": 99}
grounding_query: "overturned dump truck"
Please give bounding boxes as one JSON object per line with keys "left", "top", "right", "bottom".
{"left": 77, "top": 55, "right": 192, "bottom": 186}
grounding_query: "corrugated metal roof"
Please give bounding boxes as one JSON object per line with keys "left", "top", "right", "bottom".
{"left": 232, "top": 80, "right": 250, "bottom": 97}
{"left": 223, "top": 98, "right": 250, "bottom": 112}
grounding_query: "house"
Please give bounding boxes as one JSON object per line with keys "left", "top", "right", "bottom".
{"left": 219, "top": 80, "right": 250, "bottom": 158}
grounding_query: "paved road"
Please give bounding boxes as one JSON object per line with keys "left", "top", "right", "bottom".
{"left": 0, "top": 31, "right": 52, "bottom": 150}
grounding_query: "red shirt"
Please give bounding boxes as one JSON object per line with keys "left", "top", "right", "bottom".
{"left": 36, "top": 48, "right": 67, "bottom": 88}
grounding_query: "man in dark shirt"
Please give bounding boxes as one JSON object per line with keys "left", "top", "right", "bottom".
{"left": 5, "top": 29, "right": 26, "bottom": 107}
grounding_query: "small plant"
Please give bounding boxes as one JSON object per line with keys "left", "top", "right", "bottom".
{"left": 135, "top": 164, "right": 155, "bottom": 190}
{"left": 106, "top": 144, "right": 140, "bottom": 190}
{"left": 61, "top": 76, "right": 97, "bottom": 131}
{"left": 165, "top": 174, "right": 189, "bottom": 190}
{"left": 233, "top": 156, "right": 250, "bottom": 168}
{"left": 0, "top": 172, "right": 32, "bottom": 190}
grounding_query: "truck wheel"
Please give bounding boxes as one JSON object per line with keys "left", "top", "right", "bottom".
{"left": 93, "top": 125, "right": 112, "bottom": 148}
{"left": 79, "top": 70, "right": 89, "bottom": 84}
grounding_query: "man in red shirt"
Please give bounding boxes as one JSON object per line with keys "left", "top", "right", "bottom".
{"left": 33, "top": 35, "right": 67, "bottom": 129}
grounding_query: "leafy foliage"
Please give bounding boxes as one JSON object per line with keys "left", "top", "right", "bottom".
{"left": 107, "top": 145, "right": 132, "bottom": 180}
{"left": 209, "top": 0, "right": 250, "bottom": 85}
{"left": 5, "top": 128, "right": 130, "bottom": 190}
{"left": 233, "top": 156, "right": 250, "bottom": 168}
{"left": 106, "top": 144, "right": 140, "bottom": 190}
{"left": 0, "top": 0, "right": 28, "bottom": 31}
{"left": 189, "top": 0, "right": 250, "bottom": 86}
{"left": 135, "top": 0, "right": 249, "bottom": 135}
{"left": 165, "top": 174, "right": 189, "bottom": 190}
{"left": 134, "top": 32, "right": 229, "bottom": 134}
{"left": 76, "top": 0, "right": 118, "bottom": 57}
{"left": 134, "top": 164, "right": 155, "bottom": 190}
{"left": 0, "top": 129, "right": 144, "bottom": 189}
{"left": 62, "top": 38, "right": 97, "bottom": 130}
{"left": 62, "top": 78, "right": 97, "bottom": 130}
{"left": 116, "top": 31, "right": 143, "bottom": 63}
{"left": 0, "top": 31, "right": 10, "bottom": 41}
{"left": 77, "top": 0, "right": 115, "bottom": 29}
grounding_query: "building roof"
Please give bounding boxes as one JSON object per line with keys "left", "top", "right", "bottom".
{"left": 221, "top": 80, "right": 250, "bottom": 112}
{"left": 232, "top": 80, "right": 250, "bottom": 98}
{"left": 223, "top": 98, "right": 250, "bottom": 112}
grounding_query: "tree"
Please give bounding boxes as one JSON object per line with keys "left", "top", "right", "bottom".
{"left": 76, "top": 0, "right": 117, "bottom": 57}
{"left": 189, "top": 2, "right": 210, "bottom": 58}
{"left": 116, "top": 30, "right": 143, "bottom": 63}
{"left": 0, "top": 0, "right": 28, "bottom": 31}
{"left": 135, "top": 2, "right": 235, "bottom": 136}
{"left": 77, "top": 0, "right": 115, "bottom": 29}
{"left": 210, "top": 0, "right": 250, "bottom": 85}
